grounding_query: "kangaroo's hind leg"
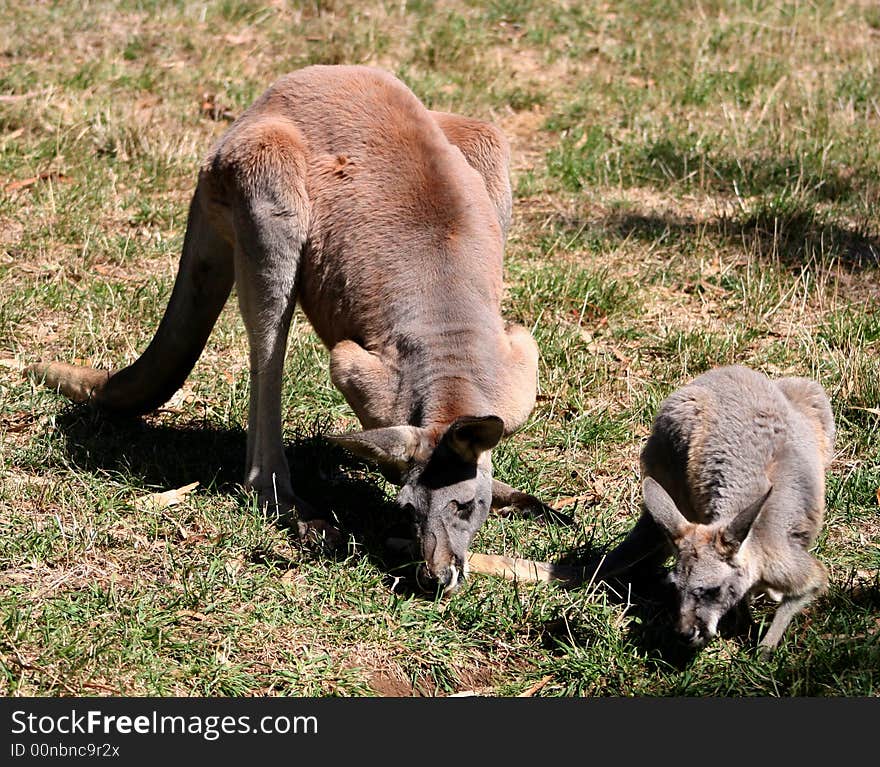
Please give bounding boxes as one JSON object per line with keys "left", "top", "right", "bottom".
{"left": 211, "top": 116, "right": 327, "bottom": 537}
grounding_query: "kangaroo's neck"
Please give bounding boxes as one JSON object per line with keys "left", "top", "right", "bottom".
{"left": 391, "top": 316, "right": 507, "bottom": 431}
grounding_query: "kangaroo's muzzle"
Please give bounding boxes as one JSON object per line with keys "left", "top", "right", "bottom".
{"left": 416, "top": 558, "right": 465, "bottom": 596}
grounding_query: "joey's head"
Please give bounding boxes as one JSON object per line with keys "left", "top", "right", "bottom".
{"left": 642, "top": 477, "right": 771, "bottom": 648}
{"left": 328, "top": 415, "right": 504, "bottom": 596}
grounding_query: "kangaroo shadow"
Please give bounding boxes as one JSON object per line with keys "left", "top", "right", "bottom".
{"left": 545, "top": 535, "right": 753, "bottom": 670}
{"left": 549, "top": 543, "right": 704, "bottom": 670}
{"left": 50, "top": 405, "right": 424, "bottom": 590}
{"left": 549, "top": 536, "right": 880, "bottom": 675}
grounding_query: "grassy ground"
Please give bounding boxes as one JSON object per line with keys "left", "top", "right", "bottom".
{"left": 1, "top": 0, "right": 878, "bottom": 697}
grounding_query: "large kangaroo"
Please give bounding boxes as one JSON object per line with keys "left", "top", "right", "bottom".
{"left": 598, "top": 365, "right": 834, "bottom": 656}
{"left": 26, "top": 65, "right": 540, "bottom": 595}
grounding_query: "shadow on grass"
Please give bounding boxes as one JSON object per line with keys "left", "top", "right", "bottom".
{"left": 50, "top": 406, "right": 584, "bottom": 600}
{"left": 602, "top": 207, "right": 880, "bottom": 272}
{"left": 550, "top": 132, "right": 880, "bottom": 273}
{"left": 605, "top": 207, "right": 880, "bottom": 272}
{"left": 546, "top": 544, "right": 880, "bottom": 685}
{"left": 51, "top": 405, "right": 423, "bottom": 589}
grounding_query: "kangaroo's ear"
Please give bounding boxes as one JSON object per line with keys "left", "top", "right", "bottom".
{"left": 722, "top": 486, "right": 772, "bottom": 550}
{"left": 327, "top": 426, "right": 430, "bottom": 475}
{"left": 642, "top": 477, "right": 691, "bottom": 541}
{"left": 441, "top": 415, "right": 505, "bottom": 464}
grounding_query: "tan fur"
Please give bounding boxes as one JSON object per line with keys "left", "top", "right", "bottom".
{"left": 25, "top": 66, "right": 540, "bottom": 589}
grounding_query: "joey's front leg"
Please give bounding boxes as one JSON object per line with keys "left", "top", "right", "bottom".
{"left": 757, "top": 565, "right": 827, "bottom": 659}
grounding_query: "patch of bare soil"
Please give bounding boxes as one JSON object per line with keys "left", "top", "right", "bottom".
{"left": 367, "top": 670, "right": 417, "bottom": 697}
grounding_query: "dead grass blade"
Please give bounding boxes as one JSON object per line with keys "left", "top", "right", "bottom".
{"left": 518, "top": 675, "right": 553, "bottom": 697}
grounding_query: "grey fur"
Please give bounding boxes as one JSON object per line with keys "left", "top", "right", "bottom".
{"left": 600, "top": 365, "right": 834, "bottom": 656}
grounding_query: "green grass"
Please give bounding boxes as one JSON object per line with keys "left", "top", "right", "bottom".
{"left": 1, "top": 0, "right": 878, "bottom": 697}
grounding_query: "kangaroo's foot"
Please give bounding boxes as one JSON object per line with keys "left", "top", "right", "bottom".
{"left": 253, "top": 487, "right": 342, "bottom": 549}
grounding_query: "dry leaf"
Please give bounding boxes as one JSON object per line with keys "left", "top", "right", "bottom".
{"left": 280, "top": 570, "right": 304, "bottom": 587}
{"left": 135, "top": 481, "right": 199, "bottom": 510}
{"left": 551, "top": 492, "right": 597, "bottom": 510}
{"left": 0, "top": 92, "right": 41, "bottom": 102}
{"left": 224, "top": 31, "right": 253, "bottom": 45}
{"left": 225, "top": 556, "right": 246, "bottom": 578}
{"left": 176, "top": 609, "right": 208, "bottom": 622}
{"left": 5, "top": 171, "right": 71, "bottom": 193}
{"left": 200, "top": 92, "right": 235, "bottom": 122}
{"left": 1, "top": 412, "right": 35, "bottom": 433}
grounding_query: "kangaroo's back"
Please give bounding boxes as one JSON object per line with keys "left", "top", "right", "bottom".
{"left": 207, "top": 65, "right": 505, "bottom": 351}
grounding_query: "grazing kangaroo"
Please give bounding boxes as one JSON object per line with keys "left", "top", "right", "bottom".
{"left": 26, "top": 65, "right": 541, "bottom": 595}
{"left": 599, "top": 365, "right": 834, "bottom": 656}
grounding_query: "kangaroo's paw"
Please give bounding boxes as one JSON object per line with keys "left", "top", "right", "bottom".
{"left": 295, "top": 518, "right": 343, "bottom": 548}
{"left": 491, "top": 480, "right": 573, "bottom": 525}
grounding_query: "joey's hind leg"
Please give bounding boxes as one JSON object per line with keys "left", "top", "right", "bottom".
{"left": 758, "top": 557, "right": 827, "bottom": 658}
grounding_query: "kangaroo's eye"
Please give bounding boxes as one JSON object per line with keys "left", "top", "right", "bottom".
{"left": 454, "top": 500, "right": 474, "bottom": 521}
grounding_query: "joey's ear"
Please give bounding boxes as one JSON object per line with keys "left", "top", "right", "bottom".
{"left": 722, "top": 486, "right": 772, "bottom": 550}
{"left": 642, "top": 477, "right": 691, "bottom": 540}
{"left": 327, "top": 426, "right": 430, "bottom": 474}
{"left": 442, "top": 415, "right": 505, "bottom": 463}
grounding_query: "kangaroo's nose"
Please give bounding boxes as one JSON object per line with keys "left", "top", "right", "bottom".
{"left": 416, "top": 562, "right": 462, "bottom": 595}
{"left": 681, "top": 625, "right": 706, "bottom": 647}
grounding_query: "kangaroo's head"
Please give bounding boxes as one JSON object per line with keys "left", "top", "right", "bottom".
{"left": 642, "top": 476, "right": 771, "bottom": 648}
{"left": 329, "top": 415, "right": 504, "bottom": 596}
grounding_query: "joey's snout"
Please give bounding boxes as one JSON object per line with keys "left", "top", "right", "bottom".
{"left": 677, "top": 609, "right": 721, "bottom": 648}
{"left": 679, "top": 623, "right": 712, "bottom": 648}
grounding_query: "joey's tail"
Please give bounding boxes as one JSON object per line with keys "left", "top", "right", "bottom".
{"left": 26, "top": 186, "right": 235, "bottom": 416}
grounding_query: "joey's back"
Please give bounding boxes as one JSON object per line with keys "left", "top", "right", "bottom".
{"left": 645, "top": 365, "right": 825, "bottom": 529}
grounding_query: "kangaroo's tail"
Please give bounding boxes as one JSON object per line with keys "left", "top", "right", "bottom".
{"left": 26, "top": 184, "right": 235, "bottom": 417}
